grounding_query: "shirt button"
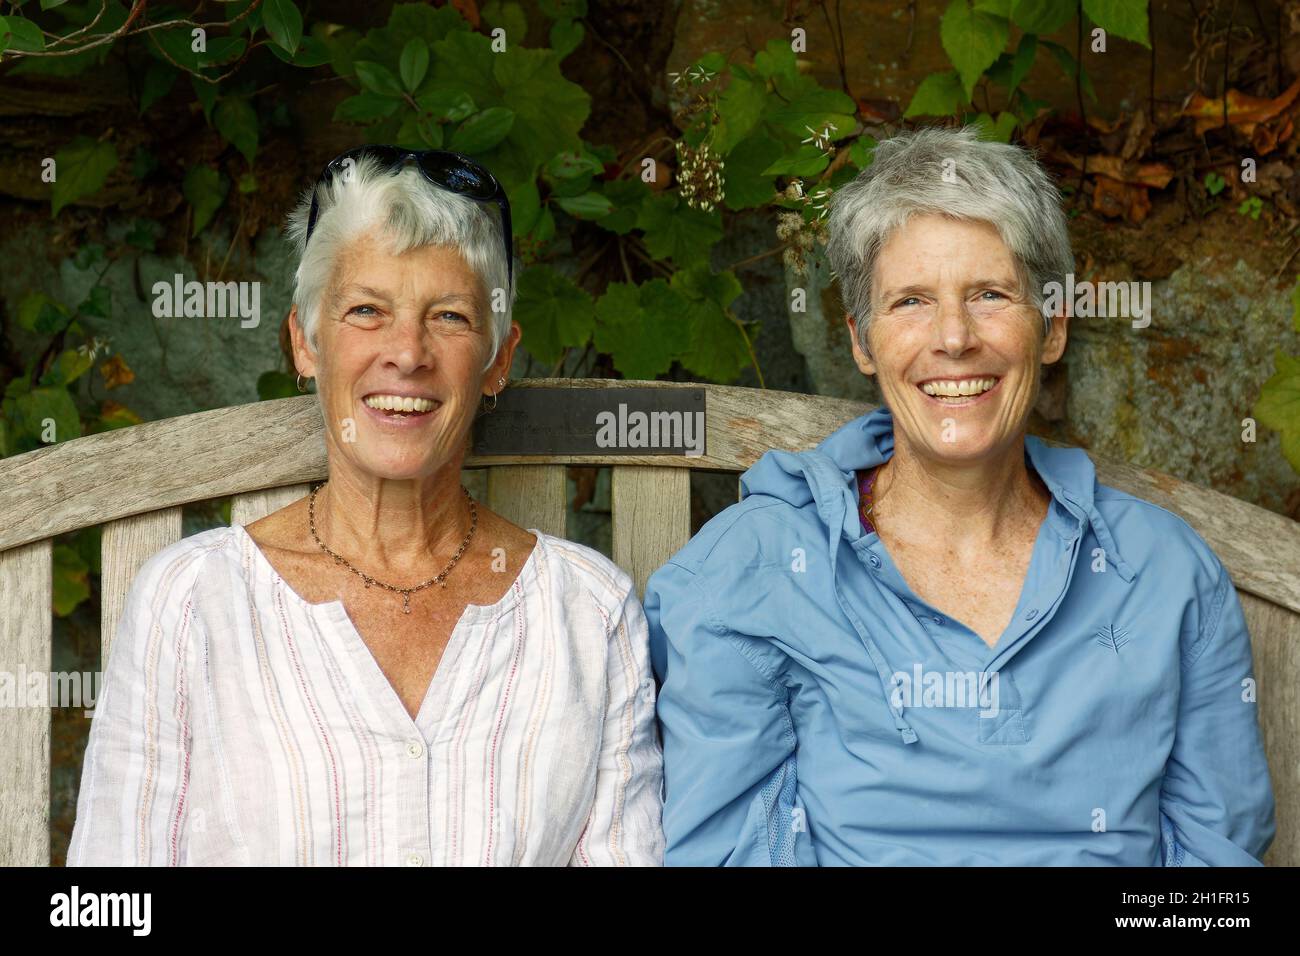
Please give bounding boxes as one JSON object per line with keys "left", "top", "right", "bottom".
{"left": 406, "top": 739, "right": 424, "bottom": 759}
{"left": 932, "top": 616, "right": 944, "bottom": 626}
{"left": 1025, "top": 608, "right": 1039, "bottom": 620}
{"left": 405, "top": 853, "right": 424, "bottom": 867}
{"left": 868, "top": 554, "right": 881, "bottom": 568}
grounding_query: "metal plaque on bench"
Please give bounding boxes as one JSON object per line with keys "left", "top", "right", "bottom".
{"left": 472, "top": 387, "right": 707, "bottom": 457}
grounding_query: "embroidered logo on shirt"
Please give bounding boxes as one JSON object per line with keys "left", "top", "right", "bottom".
{"left": 1094, "top": 624, "right": 1131, "bottom": 655}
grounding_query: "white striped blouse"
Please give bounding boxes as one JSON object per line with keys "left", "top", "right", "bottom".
{"left": 68, "top": 524, "right": 665, "bottom": 866}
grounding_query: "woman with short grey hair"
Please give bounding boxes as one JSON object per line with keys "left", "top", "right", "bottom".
{"left": 69, "top": 148, "right": 664, "bottom": 866}
{"left": 646, "top": 125, "right": 1274, "bottom": 866}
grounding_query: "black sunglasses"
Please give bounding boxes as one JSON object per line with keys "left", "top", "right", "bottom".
{"left": 303, "top": 145, "right": 513, "bottom": 286}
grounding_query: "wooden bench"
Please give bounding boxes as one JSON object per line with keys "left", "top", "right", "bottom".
{"left": 2, "top": 378, "right": 1297, "bottom": 865}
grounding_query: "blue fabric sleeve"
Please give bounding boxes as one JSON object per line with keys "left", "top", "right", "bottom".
{"left": 644, "top": 561, "right": 817, "bottom": 866}
{"left": 1159, "top": 564, "right": 1276, "bottom": 865}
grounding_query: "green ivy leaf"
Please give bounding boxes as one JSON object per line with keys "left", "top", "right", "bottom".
{"left": 1010, "top": 0, "right": 1074, "bottom": 34}
{"left": 429, "top": 31, "right": 590, "bottom": 188}
{"left": 450, "top": 107, "right": 516, "bottom": 154}
{"left": 761, "top": 144, "right": 830, "bottom": 178}
{"left": 942, "top": 0, "right": 1011, "bottom": 101}
{"left": 555, "top": 192, "right": 614, "bottom": 219}
{"left": 765, "top": 86, "right": 857, "bottom": 142}
{"left": 636, "top": 192, "right": 722, "bottom": 265}
{"left": 139, "top": 61, "right": 177, "bottom": 115}
{"left": 263, "top": 0, "right": 303, "bottom": 56}
{"left": 512, "top": 265, "right": 595, "bottom": 363}
{"left": 0, "top": 15, "right": 47, "bottom": 53}
{"left": 192, "top": 75, "right": 219, "bottom": 123}
{"left": 593, "top": 280, "right": 692, "bottom": 379}
{"left": 39, "top": 349, "right": 94, "bottom": 388}
{"left": 227, "top": 0, "right": 264, "bottom": 36}
{"left": 266, "top": 34, "right": 330, "bottom": 67}
{"left": 849, "top": 135, "right": 877, "bottom": 169}
{"left": 531, "top": 206, "right": 557, "bottom": 244}
{"left": 183, "top": 165, "right": 228, "bottom": 237}
{"left": 334, "top": 92, "right": 401, "bottom": 123}
{"left": 73, "top": 243, "right": 107, "bottom": 272}
{"left": 974, "top": 0, "right": 1014, "bottom": 14}
{"left": 78, "top": 285, "right": 112, "bottom": 319}
{"left": 51, "top": 137, "right": 118, "bottom": 217}
{"left": 400, "top": 37, "right": 430, "bottom": 92}
{"left": 550, "top": 17, "right": 583, "bottom": 59}
{"left": 200, "top": 36, "right": 248, "bottom": 68}
{"left": 508, "top": 177, "right": 542, "bottom": 235}
{"left": 389, "top": 2, "right": 469, "bottom": 44}
{"left": 713, "top": 68, "right": 768, "bottom": 155}
{"left": 671, "top": 264, "right": 743, "bottom": 310}
{"left": 52, "top": 544, "right": 90, "bottom": 618}
{"left": 681, "top": 298, "right": 751, "bottom": 383}
{"left": 416, "top": 88, "right": 477, "bottom": 123}
{"left": 722, "top": 131, "right": 784, "bottom": 210}
{"left": 1254, "top": 350, "right": 1300, "bottom": 472}
{"left": 355, "top": 60, "right": 404, "bottom": 97}
{"left": 987, "top": 34, "right": 1038, "bottom": 96}
{"left": 483, "top": 0, "right": 528, "bottom": 45}
{"left": 1082, "top": 0, "right": 1150, "bottom": 47}
{"left": 214, "top": 96, "right": 259, "bottom": 165}
{"left": 545, "top": 149, "right": 605, "bottom": 180}
{"left": 150, "top": 24, "right": 204, "bottom": 72}
{"left": 754, "top": 38, "right": 797, "bottom": 79}
{"left": 668, "top": 265, "right": 750, "bottom": 382}
{"left": 595, "top": 177, "right": 650, "bottom": 235}
{"left": 13, "top": 386, "right": 81, "bottom": 444}
{"left": 904, "top": 71, "right": 966, "bottom": 117}
{"left": 973, "top": 110, "right": 1018, "bottom": 142}
{"left": 17, "top": 293, "right": 71, "bottom": 335}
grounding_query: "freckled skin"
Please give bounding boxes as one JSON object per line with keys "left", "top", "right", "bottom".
{"left": 847, "top": 214, "right": 1069, "bottom": 648}
{"left": 246, "top": 232, "right": 535, "bottom": 720}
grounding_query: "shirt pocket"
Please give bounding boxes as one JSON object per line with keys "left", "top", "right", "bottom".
{"left": 977, "top": 668, "right": 1028, "bottom": 745}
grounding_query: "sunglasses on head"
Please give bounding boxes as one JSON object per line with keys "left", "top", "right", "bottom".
{"left": 303, "top": 145, "right": 514, "bottom": 286}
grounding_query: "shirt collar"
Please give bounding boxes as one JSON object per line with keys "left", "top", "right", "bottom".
{"left": 818, "top": 405, "right": 1136, "bottom": 580}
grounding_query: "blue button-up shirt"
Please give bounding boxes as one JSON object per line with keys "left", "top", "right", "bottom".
{"left": 644, "top": 406, "right": 1275, "bottom": 865}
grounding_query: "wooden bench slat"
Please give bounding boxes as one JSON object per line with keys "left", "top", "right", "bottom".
{"left": 3, "top": 382, "right": 1296, "bottom": 614}
{"left": 1244, "top": 592, "right": 1300, "bottom": 867}
{"left": 487, "top": 464, "right": 567, "bottom": 539}
{"left": 100, "top": 509, "right": 184, "bottom": 660}
{"left": 0, "top": 539, "right": 52, "bottom": 865}
{"left": 611, "top": 466, "right": 691, "bottom": 599}
{"left": 230, "top": 484, "right": 312, "bottom": 528}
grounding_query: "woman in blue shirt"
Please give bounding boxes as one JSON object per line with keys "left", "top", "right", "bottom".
{"left": 644, "top": 125, "right": 1275, "bottom": 866}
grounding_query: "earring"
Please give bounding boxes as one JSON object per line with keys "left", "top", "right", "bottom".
{"left": 485, "top": 389, "right": 498, "bottom": 411}
{"left": 296, "top": 373, "right": 311, "bottom": 393}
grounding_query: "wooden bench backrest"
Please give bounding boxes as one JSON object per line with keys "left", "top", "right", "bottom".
{"left": 2, "top": 379, "right": 1298, "bottom": 865}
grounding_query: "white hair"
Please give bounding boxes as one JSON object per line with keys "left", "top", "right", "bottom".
{"left": 825, "top": 125, "right": 1074, "bottom": 355}
{"left": 283, "top": 152, "right": 515, "bottom": 370}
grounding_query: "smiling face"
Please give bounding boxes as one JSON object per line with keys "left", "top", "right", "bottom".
{"left": 848, "top": 213, "right": 1067, "bottom": 465}
{"left": 290, "top": 230, "right": 518, "bottom": 482}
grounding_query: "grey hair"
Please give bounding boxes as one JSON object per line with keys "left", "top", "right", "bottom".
{"left": 825, "top": 125, "right": 1074, "bottom": 355}
{"left": 283, "top": 152, "right": 516, "bottom": 371}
